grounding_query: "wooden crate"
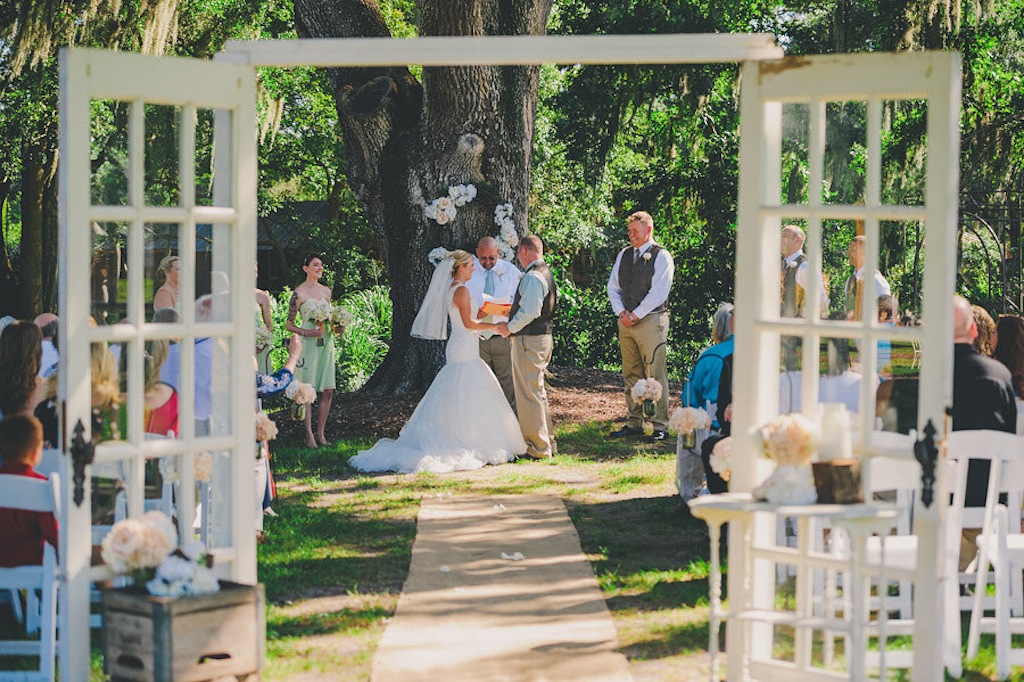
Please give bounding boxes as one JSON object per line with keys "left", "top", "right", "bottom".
{"left": 102, "top": 581, "right": 264, "bottom": 682}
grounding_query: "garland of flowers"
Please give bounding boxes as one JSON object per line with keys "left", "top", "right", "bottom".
{"left": 424, "top": 183, "right": 520, "bottom": 263}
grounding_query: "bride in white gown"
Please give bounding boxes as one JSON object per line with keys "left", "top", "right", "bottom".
{"left": 349, "top": 250, "right": 527, "bottom": 473}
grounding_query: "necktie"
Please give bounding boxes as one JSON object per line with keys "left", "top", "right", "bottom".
{"left": 633, "top": 248, "right": 640, "bottom": 265}
{"left": 484, "top": 269, "right": 495, "bottom": 296}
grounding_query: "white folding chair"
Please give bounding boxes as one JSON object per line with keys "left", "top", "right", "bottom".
{"left": 0, "top": 474, "right": 60, "bottom": 682}
{"left": 964, "top": 432, "right": 1024, "bottom": 679}
{"left": 853, "top": 455, "right": 967, "bottom": 677}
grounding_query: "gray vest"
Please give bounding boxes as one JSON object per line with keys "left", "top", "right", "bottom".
{"left": 618, "top": 244, "right": 667, "bottom": 314}
{"left": 781, "top": 253, "right": 805, "bottom": 317}
{"left": 510, "top": 261, "right": 557, "bottom": 336}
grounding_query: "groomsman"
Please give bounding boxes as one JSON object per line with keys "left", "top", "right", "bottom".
{"left": 467, "top": 236, "right": 522, "bottom": 408}
{"left": 607, "top": 211, "right": 674, "bottom": 442}
{"left": 497, "top": 235, "right": 557, "bottom": 459}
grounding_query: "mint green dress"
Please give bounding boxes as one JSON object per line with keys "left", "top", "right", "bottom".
{"left": 255, "top": 304, "right": 272, "bottom": 375}
{"left": 298, "top": 317, "right": 336, "bottom": 392}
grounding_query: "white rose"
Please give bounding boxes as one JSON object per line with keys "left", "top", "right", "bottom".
{"left": 101, "top": 518, "right": 146, "bottom": 573}
{"left": 435, "top": 209, "right": 452, "bottom": 225}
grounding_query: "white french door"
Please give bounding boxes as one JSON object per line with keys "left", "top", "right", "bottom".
{"left": 731, "top": 51, "right": 961, "bottom": 680}
{"left": 58, "top": 48, "right": 257, "bottom": 679}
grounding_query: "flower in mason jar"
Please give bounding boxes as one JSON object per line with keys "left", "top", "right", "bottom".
{"left": 630, "top": 378, "right": 663, "bottom": 403}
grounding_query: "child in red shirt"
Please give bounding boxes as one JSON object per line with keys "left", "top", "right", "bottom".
{"left": 0, "top": 414, "right": 59, "bottom": 567}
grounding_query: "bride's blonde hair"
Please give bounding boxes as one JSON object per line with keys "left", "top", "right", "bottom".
{"left": 450, "top": 249, "right": 473, "bottom": 275}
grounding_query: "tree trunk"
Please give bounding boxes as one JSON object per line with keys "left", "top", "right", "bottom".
{"left": 20, "top": 144, "right": 48, "bottom": 319}
{"left": 295, "top": 0, "right": 553, "bottom": 395}
{"left": 0, "top": 177, "right": 19, "bottom": 316}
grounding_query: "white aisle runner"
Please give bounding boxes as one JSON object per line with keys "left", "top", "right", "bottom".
{"left": 372, "top": 494, "right": 634, "bottom": 682}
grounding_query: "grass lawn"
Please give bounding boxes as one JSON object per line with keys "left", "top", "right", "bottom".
{"left": 253, "top": 416, "right": 1016, "bottom": 681}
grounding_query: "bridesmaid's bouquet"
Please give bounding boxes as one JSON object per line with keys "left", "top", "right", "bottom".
{"left": 300, "top": 298, "right": 332, "bottom": 346}
{"left": 255, "top": 325, "right": 274, "bottom": 353}
{"left": 331, "top": 303, "right": 353, "bottom": 328}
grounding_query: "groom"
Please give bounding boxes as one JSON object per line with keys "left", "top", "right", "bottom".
{"left": 497, "top": 235, "right": 557, "bottom": 459}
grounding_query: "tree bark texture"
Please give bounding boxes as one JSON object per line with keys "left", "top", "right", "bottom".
{"left": 295, "top": 0, "right": 553, "bottom": 395}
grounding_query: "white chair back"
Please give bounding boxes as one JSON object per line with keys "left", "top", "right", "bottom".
{"left": 0, "top": 474, "right": 59, "bottom": 682}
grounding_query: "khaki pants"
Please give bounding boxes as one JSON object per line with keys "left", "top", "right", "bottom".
{"left": 512, "top": 334, "right": 555, "bottom": 458}
{"left": 619, "top": 311, "right": 670, "bottom": 431}
{"left": 480, "top": 334, "right": 515, "bottom": 410}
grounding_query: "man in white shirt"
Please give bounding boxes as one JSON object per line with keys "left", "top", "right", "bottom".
{"left": 780, "top": 225, "right": 829, "bottom": 370}
{"left": 606, "top": 211, "right": 675, "bottom": 441}
{"left": 844, "top": 235, "right": 891, "bottom": 321}
{"left": 467, "top": 236, "right": 522, "bottom": 408}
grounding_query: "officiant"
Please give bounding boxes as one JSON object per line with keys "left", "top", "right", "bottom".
{"left": 468, "top": 236, "right": 522, "bottom": 408}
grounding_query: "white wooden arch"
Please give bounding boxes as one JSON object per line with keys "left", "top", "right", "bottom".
{"left": 55, "top": 34, "right": 962, "bottom": 681}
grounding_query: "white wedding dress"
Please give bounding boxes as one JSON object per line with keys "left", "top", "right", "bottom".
{"left": 349, "top": 283, "right": 526, "bottom": 474}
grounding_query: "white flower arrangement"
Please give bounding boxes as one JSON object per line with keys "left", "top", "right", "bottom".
{"left": 448, "top": 183, "right": 477, "bottom": 206}
{"left": 299, "top": 298, "right": 331, "bottom": 325}
{"left": 642, "top": 251, "right": 652, "bottom": 262}
{"left": 423, "top": 188, "right": 520, "bottom": 267}
{"left": 255, "top": 411, "right": 278, "bottom": 442}
{"left": 750, "top": 413, "right": 820, "bottom": 505}
{"left": 753, "top": 464, "right": 818, "bottom": 506}
{"left": 630, "top": 378, "right": 663, "bottom": 403}
{"left": 709, "top": 437, "right": 733, "bottom": 482}
{"left": 101, "top": 510, "right": 177, "bottom": 574}
{"left": 756, "top": 413, "right": 818, "bottom": 466}
{"left": 255, "top": 325, "right": 274, "bottom": 352}
{"left": 424, "top": 196, "right": 458, "bottom": 225}
{"left": 285, "top": 381, "right": 317, "bottom": 405}
{"left": 330, "top": 303, "right": 353, "bottom": 327}
{"left": 428, "top": 247, "right": 452, "bottom": 265}
{"left": 670, "top": 406, "right": 712, "bottom": 435}
{"left": 145, "top": 538, "right": 220, "bottom": 599}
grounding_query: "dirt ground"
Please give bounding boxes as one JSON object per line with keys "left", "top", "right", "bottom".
{"left": 278, "top": 364, "right": 663, "bottom": 440}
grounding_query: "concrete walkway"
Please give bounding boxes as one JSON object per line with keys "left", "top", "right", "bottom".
{"left": 371, "top": 494, "right": 634, "bottom": 682}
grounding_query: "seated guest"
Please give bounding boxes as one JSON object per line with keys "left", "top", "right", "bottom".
{"left": 0, "top": 414, "right": 59, "bottom": 567}
{"left": 993, "top": 314, "right": 1024, "bottom": 399}
{"left": 144, "top": 338, "right": 178, "bottom": 437}
{"left": 685, "top": 302, "right": 734, "bottom": 428}
{"left": 0, "top": 321, "right": 47, "bottom": 419}
{"left": 700, "top": 354, "right": 733, "bottom": 495}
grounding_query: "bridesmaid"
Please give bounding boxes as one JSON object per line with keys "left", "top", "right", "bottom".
{"left": 286, "top": 254, "right": 338, "bottom": 448}
{"left": 254, "top": 263, "right": 274, "bottom": 375}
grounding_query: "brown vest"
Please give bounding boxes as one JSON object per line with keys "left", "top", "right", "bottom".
{"left": 510, "top": 261, "right": 557, "bottom": 336}
{"left": 618, "top": 244, "right": 667, "bottom": 314}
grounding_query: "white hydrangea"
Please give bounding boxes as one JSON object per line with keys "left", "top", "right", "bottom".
{"left": 494, "top": 203, "right": 514, "bottom": 224}
{"left": 753, "top": 464, "right": 818, "bottom": 505}
{"left": 156, "top": 554, "right": 197, "bottom": 583}
{"left": 428, "top": 247, "right": 451, "bottom": 265}
{"left": 448, "top": 183, "right": 478, "bottom": 206}
{"left": 179, "top": 539, "right": 207, "bottom": 563}
{"left": 497, "top": 242, "right": 515, "bottom": 263}
{"left": 499, "top": 222, "right": 519, "bottom": 247}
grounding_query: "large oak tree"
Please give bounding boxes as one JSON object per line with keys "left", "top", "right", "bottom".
{"left": 295, "top": 0, "right": 553, "bottom": 394}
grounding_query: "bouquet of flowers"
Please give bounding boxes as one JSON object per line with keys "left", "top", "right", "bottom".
{"left": 630, "top": 378, "right": 663, "bottom": 403}
{"left": 428, "top": 247, "right": 452, "bottom": 265}
{"left": 331, "top": 303, "right": 353, "bottom": 327}
{"left": 631, "top": 378, "right": 663, "bottom": 424}
{"left": 100, "top": 511, "right": 219, "bottom": 597}
{"left": 255, "top": 411, "right": 278, "bottom": 442}
{"left": 285, "top": 380, "right": 316, "bottom": 405}
{"left": 300, "top": 298, "right": 332, "bottom": 345}
{"left": 669, "top": 406, "right": 712, "bottom": 435}
{"left": 709, "top": 437, "right": 733, "bottom": 482}
{"left": 751, "top": 413, "right": 819, "bottom": 505}
{"left": 300, "top": 298, "right": 331, "bottom": 325}
{"left": 284, "top": 380, "right": 316, "bottom": 420}
{"left": 255, "top": 325, "right": 274, "bottom": 353}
